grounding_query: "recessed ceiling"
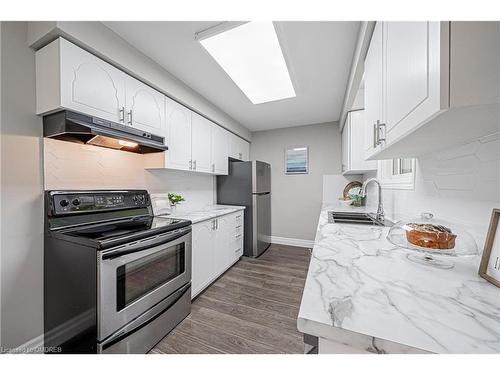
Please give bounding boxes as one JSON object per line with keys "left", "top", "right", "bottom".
{"left": 104, "top": 21, "right": 360, "bottom": 132}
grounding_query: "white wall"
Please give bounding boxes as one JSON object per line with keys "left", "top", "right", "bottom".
{"left": 1, "top": 22, "right": 44, "bottom": 349}
{"left": 367, "top": 134, "right": 500, "bottom": 251}
{"left": 250, "top": 122, "right": 341, "bottom": 242}
{"left": 26, "top": 21, "right": 251, "bottom": 141}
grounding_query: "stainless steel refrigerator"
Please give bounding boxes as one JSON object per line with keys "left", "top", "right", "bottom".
{"left": 217, "top": 161, "right": 271, "bottom": 257}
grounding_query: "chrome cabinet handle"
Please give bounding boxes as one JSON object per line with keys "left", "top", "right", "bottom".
{"left": 377, "top": 122, "right": 386, "bottom": 144}
{"left": 127, "top": 109, "right": 133, "bottom": 125}
{"left": 215, "top": 219, "right": 218, "bottom": 230}
{"left": 193, "top": 160, "right": 197, "bottom": 170}
{"left": 373, "top": 123, "right": 378, "bottom": 148}
{"left": 189, "top": 160, "right": 192, "bottom": 170}
{"left": 119, "top": 107, "right": 125, "bottom": 123}
{"left": 238, "top": 152, "right": 242, "bottom": 159}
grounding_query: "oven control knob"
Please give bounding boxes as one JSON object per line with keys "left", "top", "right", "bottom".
{"left": 72, "top": 198, "right": 81, "bottom": 206}
{"left": 60, "top": 199, "right": 69, "bottom": 207}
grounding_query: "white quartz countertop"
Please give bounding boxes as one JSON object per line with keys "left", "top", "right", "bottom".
{"left": 158, "top": 205, "right": 245, "bottom": 224}
{"left": 297, "top": 203, "right": 500, "bottom": 353}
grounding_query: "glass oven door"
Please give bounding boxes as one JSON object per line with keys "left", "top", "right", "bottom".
{"left": 98, "top": 227, "right": 191, "bottom": 340}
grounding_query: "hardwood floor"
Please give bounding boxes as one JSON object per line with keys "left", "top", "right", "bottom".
{"left": 150, "top": 244, "right": 311, "bottom": 354}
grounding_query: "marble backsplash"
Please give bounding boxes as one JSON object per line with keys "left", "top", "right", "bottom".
{"left": 44, "top": 138, "right": 216, "bottom": 212}
{"left": 364, "top": 132, "right": 500, "bottom": 250}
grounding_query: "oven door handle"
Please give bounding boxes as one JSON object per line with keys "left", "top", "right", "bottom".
{"left": 102, "top": 227, "right": 191, "bottom": 260}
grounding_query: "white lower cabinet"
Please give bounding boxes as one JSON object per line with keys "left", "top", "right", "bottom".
{"left": 190, "top": 210, "right": 244, "bottom": 299}
{"left": 191, "top": 220, "right": 215, "bottom": 298}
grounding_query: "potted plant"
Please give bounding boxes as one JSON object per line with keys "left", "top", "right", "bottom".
{"left": 349, "top": 187, "right": 363, "bottom": 207}
{"left": 167, "top": 193, "right": 185, "bottom": 213}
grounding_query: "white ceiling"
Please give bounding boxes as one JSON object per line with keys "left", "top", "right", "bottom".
{"left": 104, "top": 21, "right": 360, "bottom": 132}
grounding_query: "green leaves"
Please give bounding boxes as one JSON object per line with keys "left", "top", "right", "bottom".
{"left": 168, "top": 193, "right": 185, "bottom": 205}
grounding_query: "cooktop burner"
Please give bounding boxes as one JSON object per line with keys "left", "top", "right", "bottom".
{"left": 61, "top": 216, "right": 185, "bottom": 241}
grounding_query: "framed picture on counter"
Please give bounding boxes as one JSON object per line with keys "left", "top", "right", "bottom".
{"left": 285, "top": 146, "right": 308, "bottom": 175}
{"left": 479, "top": 208, "right": 500, "bottom": 288}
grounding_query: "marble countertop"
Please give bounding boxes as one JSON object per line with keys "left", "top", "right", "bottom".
{"left": 157, "top": 204, "right": 245, "bottom": 224}
{"left": 297, "top": 203, "right": 500, "bottom": 353}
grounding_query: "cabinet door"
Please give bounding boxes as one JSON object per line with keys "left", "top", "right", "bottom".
{"left": 125, "top": 77, "right": 165, "bottom": 136}
{"left": 191, "top": 221, "right": 215, "bottom": 299}
{"left": 349, "top": 111, "right": 377, "bottom": 171}
{"left": 384, "top": 22, "right": 446, "bottom": 145}
{"left": 385, "top": 22, "right": 430, "bottom": 133}
{"left": 341, "top": 119, "right": 350, "bottom": 173}
{"left": 165, "top": 97, "right": 192, "bottom": 171}
{"left": 211, "top": 125, "right": 229, "bottom": 175}
{"left": 239, "top": 138, "right": 250, "bottom": 161}
{"left": 60, "top": 38, "right": 126, "bottom": 124}
{"left": 214, "top": 216, "right": 231, "bottom": 272}
{"left": 364, "top": 22, "right": 384, "bottom": 159}
{"left": 228, "top": 133, "right": 250, "bottom": 161}
{"left": 191, "top": 113, "right": 213, "bottom": 173}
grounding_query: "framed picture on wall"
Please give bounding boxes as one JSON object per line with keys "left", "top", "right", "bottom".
{"left": 285, "top": 146, "right": 308, "bottom": 175}
{"left": 479, "top": 208, "right": 500, "bottom": 288}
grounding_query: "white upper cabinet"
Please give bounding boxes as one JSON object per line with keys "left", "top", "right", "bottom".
{"left": 36, "top": 37, "right": 168, "bottom": 138}
{"left": 211, "top": 126, "right": 229, "bottom": 175}
{"left": 37, "top": 38, "right": 126, "bottom": 124}
{"left": 125, "top": 76, "right": 165, "bottom": 135}
{"left": 364, "top": 21, "right": 500, "bottom": 159}
{"left": 191, "top": 112, "right": 213, "bottom": 173}
{"left": 165, "top": 97, "right": 192, "bottom": 171}
{"left": 37, "top": 37, "right": 252, "bottom": 174}
{"left": 342, "top": 110, "right": 377, "bottom": 174}
{"left": 364, "top": 22, "right": 385, "bottom": 160}
{"left": 228, "top": 134, "right": 250, "bottom": 161}
{"left": 385, "top": 22, "right": 436, "bottom": 134}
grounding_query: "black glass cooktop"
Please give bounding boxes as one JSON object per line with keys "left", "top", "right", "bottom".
{"left": 60, "top": 216, "right": 190, "bottom": 243}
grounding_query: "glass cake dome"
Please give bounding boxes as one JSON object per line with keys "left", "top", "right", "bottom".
{"left": 387, "top": 212, "right": 478, "bottom": 269}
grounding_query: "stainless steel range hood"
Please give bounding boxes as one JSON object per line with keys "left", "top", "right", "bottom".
{"left": 43, "top": 111, "right": 168, "bottom": 154}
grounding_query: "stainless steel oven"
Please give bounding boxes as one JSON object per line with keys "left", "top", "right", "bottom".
{"left": 98, "top": 226, "right": 192, "bottom": 341}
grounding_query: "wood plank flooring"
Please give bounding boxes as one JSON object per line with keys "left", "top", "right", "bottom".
{"left": 150, "top": 244, "right": 311, "bottom": 354}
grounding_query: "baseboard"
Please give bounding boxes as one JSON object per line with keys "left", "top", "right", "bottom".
{"left": 8, "top": 333, "right": 44, "bottom": 354}
{"left": 270, "top": 236, "right": 315, "bottom": 249}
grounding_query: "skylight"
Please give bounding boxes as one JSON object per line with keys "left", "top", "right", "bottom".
{"left": 199, "top": 22, "right": 296, "bottom": 104}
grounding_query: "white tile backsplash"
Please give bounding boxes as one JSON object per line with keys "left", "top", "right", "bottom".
{"left": 44, "top": 138, "right": 147, "bottom": 190}
{"left": 371, "top": 133, "right": 500, "bottom": 250}
{"left": 322, "top": 174, "right": 364, "bottom": 203}
{"left": 44, "top": 138, "right": 215, "bottom": 210}
{"left": 146, "top": 169, "right": 215, "bottom": 215}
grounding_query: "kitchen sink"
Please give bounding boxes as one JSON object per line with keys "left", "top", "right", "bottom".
{"left": 327, "top": 211, "right": 393, "bottom": 227}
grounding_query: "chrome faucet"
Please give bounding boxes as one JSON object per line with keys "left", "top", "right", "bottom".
{"left": 360, "top": 178, "right": 384, "bottom": 222}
